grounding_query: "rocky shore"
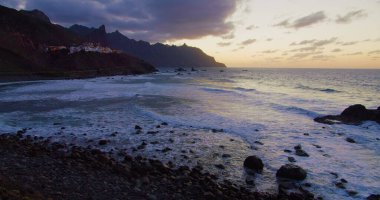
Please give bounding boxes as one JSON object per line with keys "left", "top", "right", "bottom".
{"left": 0, "top": 132, "right": 279, "bottom": 200}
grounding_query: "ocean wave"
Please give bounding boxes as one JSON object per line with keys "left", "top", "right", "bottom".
{"left": 233, "top": 87, "right": 256, "bottom": 92}
{"left": 200, "top": 87, "right": 235, "bottom": 94}
{"left": 296, "top": 85, "right": 341, "bottom": 93}
{"left": 272, "top": 104, "right": 319, "bottom": 118}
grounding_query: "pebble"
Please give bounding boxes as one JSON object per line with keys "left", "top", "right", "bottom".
{"left": 295, "top": 149, "right": 309, "bottom": 157}
{"left": 347, "top": 190, "right": 358, "bottom": 196}
{"left": 161, "top": 147, "right": 172, "bottom": 153}
{"left": 288, "top": 157, "right": 296, "bottom": 162}
{"left": 294, "top": 144, "right": 302, "bottom": 150}
{"left": 98, "top": 140, "right": 108, "bottom": 145}
{"left": 215, "top": 164, "right": 225, "bottom": 170}
{"left": 222, "top": 154, "right": 231, "bottom": 158}
{"left": 335, "top": 182, "right": 345, "bottom": 189}
{"left": 346, "top": 137, "right": 356, "bottom": 143}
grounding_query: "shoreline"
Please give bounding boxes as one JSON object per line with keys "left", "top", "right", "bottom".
{"left": 0, "top": 132, "right": 316, "bottom": 200}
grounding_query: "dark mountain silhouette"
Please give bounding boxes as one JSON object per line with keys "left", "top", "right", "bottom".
{"left": 0, "top": 5, "right": 156, "bottom": 80}
{"left": 69, "top": 25, "right": 226, "bottom": 68}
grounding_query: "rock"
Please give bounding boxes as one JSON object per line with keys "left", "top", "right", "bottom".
{"left": 135, "top": 125, "right": 142, "bottom": 130}
{"left": 243, "top": 156, "right": 264, "bottom": 171}
{"left": 294, "top": 144, "right": 302, "bottom": 150}
{"left": 276, "top": 164, "right": 307, "bottom": 180}
{"left": 340, "top": 178, "right": 348, "bottom": 183}
{"left": 303, "top": 183, "right": 312, "bottom": 187}
{"left": 367, "top": 194, "right": 380, "bottom": 200}
{"left": 98, "top": 140, "right": 108, "bottom": 145}
{"left": 288, "top": 157, "right": 296, "bottom": 162}
{"left": 347, "top": 190, "right": 358, "bottom": 196}
{"left": 215, "top": 164, "right": 225, "bottom": 169}
{"left": 161, "top": 122, "right": 168, "bottom": 126}
{"left": 295, "top": 149, "right": 309, "bottom": 157}
{"left": 156, "top": 125, "right": 161, "bottom": 128}
{"left": 284, "top": 149, "right": 292, "bottom": 153}
{"left": 211, "top": 129, "right": 224, "bottom": 133}
{"left": 222, "top": 154, "right": 231, "bottom": 158}
{"left": 245, "top": 179, "right": 255, "bottom": 185}
{"left": 346, "top": 137, "right": 356, "bottom": 143}
{"left": 314, "top": 104, "right": 380, "bottom": 125}
{"left": 254, "top": 141, "right": 264, "bottom": 145}
{"left": 161, "top": 147, "right": 172, "bottom": 153}
{"left": 335, "top": 182, "right": 345, "bottom": 189}
{"left": 330, "top": 172, "right": 339, "bottom": 178}
{"left": 137, "top": 142, "right": 147, "bottom": 150}
{"left": 304, "top": 133, "right": 310, "bottom": 136}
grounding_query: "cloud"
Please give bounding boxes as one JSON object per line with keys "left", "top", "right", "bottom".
{"left": 290, "top": 38, "right": 337, "bottom": 52}
{"left": 4, "top": 0, "right": 240, "bottom": 42}
{"left": 217, "top": 42, "right": 231, "bottom": 47}
{"left": 338, "top": 41, "right": 358, "bottom": 46}
{"left": 275, "top": 11, "right": 326, "bottom": 29}
{"left": 240, "top": 39, "right": 256, "bottom": 45}
{"left": 221, "top": 32, "right": 235, "bottom": 40}
{"left": 232, "top": 46, "right": 245, "bottom": 52}
{"left": 313, "top": 37, "right": 337, "bottom": 46}
{"left": 336, "top": 10, "right": 367, "bottom": 24}
{"left": 331, "top": 48, "right": 342, "bottom": 53}
{"left": 290, "top": 40, "right": 316, "bottom": 46}
{"left": 311, "top": 55, "right": 334, "bottom": 61}
{"left": 289, "top": 52, "right": 316, "bottom": 59}
{"left": 291, "top": 46, "right": 319, "bottom": 52}
{"left": 261, "top": 50, "right": 278, "bottom": 54}
{"left": 368, "top": 50, "right": 380, "bottom": 55}
{"left": 345, "top": 52, "right": 362, "bottom": 56}
{"left": 246, "top": 25, "right": 258, "bottom": 30}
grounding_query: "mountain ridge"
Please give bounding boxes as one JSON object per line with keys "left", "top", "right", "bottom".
{"left": 69, "top": 24, "right": 226, "bottom": 68}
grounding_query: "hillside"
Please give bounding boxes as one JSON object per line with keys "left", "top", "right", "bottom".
{"left": 70, "top": 24, "right": 226, "bottom": 68}
{"left": 0, "top": 5, "right": 156, "bottom": 80}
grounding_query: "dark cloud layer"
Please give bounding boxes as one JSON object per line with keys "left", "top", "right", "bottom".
{"left": 1, "top": 0, "right": 239, "bottom": 42}
{"left": 275, "top": 11, "right": 326, "bottom": 29}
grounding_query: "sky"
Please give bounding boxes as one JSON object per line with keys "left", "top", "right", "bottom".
{"left": 1, "top": 0, "right": 380, "bottom": 68}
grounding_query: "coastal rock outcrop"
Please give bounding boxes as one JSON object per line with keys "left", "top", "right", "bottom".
{"left": 276, "top": 164, "right": 307, "bottom": 180}
{"left": 314, "top": 104, "right": 380, "bottom": 125}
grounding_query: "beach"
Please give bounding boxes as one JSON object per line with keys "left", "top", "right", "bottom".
{"left": 0, "top": 68, "right": 379, "bottom": 199}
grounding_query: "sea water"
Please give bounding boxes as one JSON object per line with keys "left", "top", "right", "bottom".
{"left": 0, "top": 68, "right": 379, "bottom": 199}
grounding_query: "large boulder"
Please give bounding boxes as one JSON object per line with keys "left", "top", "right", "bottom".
{"left": 341, "top": 104, "right": 371, "bottom": 120}
{"left": 314, "top": 104, "right": 380, "bottom": 125}
{"left": 276, "top": 164, "right": 307, "bottom": 180}
{"left": 244, "top": 156, "right": 264, "bottom": 171}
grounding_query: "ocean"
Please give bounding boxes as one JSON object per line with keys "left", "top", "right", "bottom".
{"left": 0, "top": 68, "right": 379, "bottom": 199}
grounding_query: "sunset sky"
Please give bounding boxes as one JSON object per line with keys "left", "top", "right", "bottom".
{"left": 1, "top": 0, "right": 380, "bottom": 68}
